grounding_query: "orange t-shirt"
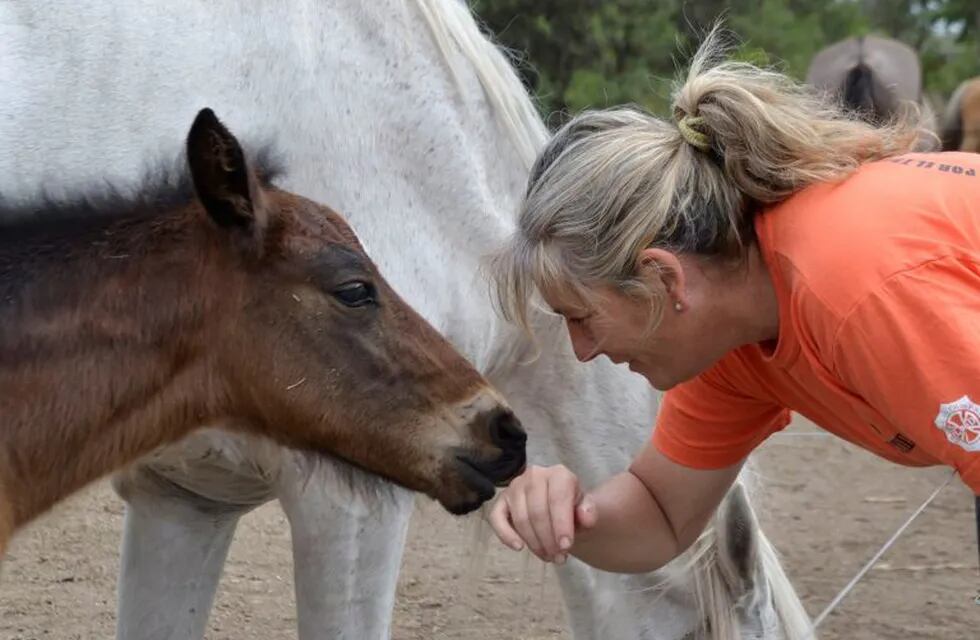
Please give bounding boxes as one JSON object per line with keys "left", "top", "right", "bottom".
{"left": 652, "top": 152, "right": 980, "bottom": 493}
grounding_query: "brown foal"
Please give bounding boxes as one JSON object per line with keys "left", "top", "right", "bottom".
{"left": 0, "top": 109, "right": 526, "bottom": 555}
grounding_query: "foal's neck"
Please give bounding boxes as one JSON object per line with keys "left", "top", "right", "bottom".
{"left": 0, "top": 207, "right": 234, "bottom": 533}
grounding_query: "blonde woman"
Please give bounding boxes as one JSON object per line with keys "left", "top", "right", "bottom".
{"left": 489, "top": 31, "right": 980, "bottom": 571}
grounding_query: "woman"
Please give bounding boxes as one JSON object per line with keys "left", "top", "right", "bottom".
{"left": 488, "top": 31, "right": 980, "bottom": 572}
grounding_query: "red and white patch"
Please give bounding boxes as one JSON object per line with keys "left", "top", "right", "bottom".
{"left": 934, "top": 395, "right": 980, "bottom": 452}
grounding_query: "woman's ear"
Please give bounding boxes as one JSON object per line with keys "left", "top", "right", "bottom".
{"left": 635, "top": 248, "right": 688, "bottom": 309}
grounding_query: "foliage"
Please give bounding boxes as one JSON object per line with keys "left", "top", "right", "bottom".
{"left": 471, "top": 0, "right": 980, "bottom": 120}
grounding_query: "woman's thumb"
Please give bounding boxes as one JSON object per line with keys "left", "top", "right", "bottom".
{"left": 575, "top": 494, "right": 598, "bottom": 529}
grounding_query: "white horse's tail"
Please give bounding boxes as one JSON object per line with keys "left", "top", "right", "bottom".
{"left": 415, "top": 0, "right": 549, "bottom": 170}
{"left": 681, "top": 481, "right": 813, "bottom": 640}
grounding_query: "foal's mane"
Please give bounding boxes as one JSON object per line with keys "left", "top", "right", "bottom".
{"left": 0, "top": 146, "right": 283, "bottom": 243}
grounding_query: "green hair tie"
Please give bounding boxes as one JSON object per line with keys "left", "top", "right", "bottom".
{"left": 677, "top": 115, "right": 711, "bottom": 152}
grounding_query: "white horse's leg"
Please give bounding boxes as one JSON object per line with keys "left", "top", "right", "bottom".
{"left": 276, "top": 455, "right": 415, "bottom": 640}
{"left": 113, "top": 465, "right": 246, "bottom": 640}
{"left": 112, "top": 431, "right": 282, "bottom": 640}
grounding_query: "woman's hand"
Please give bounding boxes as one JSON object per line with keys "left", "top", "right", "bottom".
{"left": 488, "top": 464, "right": 598, "bottom": 564}
{"left": 487, "top": 444, "right": 743, "bottom": 574}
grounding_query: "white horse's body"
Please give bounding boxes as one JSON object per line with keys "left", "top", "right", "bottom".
{"left": 0, "top": 1, "right": 811, "bottom": 638}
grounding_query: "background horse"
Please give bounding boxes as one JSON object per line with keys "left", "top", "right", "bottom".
{"left": 806, "top": 35, "right": 921, "bottom": 122}
{"left": 806, "top": 34, "right": 937, "bottom": 149}
{"left": 940, "top": 76, "right": 980, "bottom": 153}
{"left": 0, "top": 1, "right": 810, "bottom": 638}
{"left": 0, "top": 108, "right": 526, "bottom": 553}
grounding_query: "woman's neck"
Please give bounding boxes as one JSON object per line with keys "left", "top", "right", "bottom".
{"left": 704, "top": 245, "right": 781, "bottom": 352}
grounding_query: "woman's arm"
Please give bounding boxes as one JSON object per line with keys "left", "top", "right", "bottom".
{"left": 489, "top": 439, "right": 742, "bottom": 573}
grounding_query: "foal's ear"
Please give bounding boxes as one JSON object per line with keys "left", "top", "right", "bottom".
{"left": 186, "top": 108, "right": 268, "bottom": 243}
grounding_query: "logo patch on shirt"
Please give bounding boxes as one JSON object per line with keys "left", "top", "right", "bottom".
{"left": 889, "top": 433, "right": 916, "bottom": 453}
{"left": 934, "top": 396, "right": 980, "bottom": 452}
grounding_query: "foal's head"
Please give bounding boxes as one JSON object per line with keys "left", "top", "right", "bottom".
{"left": 186, "top": 109, "right": 525, "bottom": 514}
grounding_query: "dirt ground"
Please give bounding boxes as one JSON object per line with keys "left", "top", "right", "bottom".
{"left": 2, "top": 417, "right": 978, "bottom": 639}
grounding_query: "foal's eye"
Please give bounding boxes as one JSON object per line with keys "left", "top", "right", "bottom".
{"left": 332, "top": 281, "right": 376, "bottom": 307}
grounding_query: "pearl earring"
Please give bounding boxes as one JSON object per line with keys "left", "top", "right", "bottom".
{"left": 674, "top": 302, "right": 683, "bottom": 312}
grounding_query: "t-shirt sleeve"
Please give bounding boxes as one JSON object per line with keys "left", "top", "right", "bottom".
{"left": 832, "top": 257, "right": 980, "bottom": 493}
{"left": 653, "top": 358, "right": 791, "bottom": 469}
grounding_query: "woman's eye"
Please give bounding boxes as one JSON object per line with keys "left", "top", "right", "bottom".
{"left": 332, "top": 281, "right": 376, "bottom": 307}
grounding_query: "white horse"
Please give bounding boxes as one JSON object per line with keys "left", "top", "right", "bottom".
{"left": 0, "top": 1, "right": 812, "bottom": 638}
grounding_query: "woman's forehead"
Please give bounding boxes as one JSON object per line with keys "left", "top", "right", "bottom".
{"left": 540, "top": 284, "right": 599, "bottom": 317}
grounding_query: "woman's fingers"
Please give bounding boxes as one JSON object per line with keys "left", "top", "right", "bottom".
{"left": 507, "top": 489, "right": 547, "bottom": 559}
{"left": 488, "top": 464, "right": 586, "bottom": 564}
{"left": 547, "top": 469, "right": 579, "bottom": 562}
{"left": 575, "top": 495, "right": 598, "bottom": 529}
{"left": 526, "top": 469, "right": 559, "bottom": 560}
{"left": 488, "top": 494, "right": 524, "bottom": 551}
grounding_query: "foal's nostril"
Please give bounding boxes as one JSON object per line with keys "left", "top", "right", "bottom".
{"left": 488, "top": 408, "right": 527, "bottom": 450}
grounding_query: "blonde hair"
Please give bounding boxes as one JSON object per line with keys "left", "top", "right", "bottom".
{"left": 491, "top": 26, "right": 930, "bottom": 331}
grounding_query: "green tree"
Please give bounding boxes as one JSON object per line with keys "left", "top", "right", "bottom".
{"left": 472, "top": 0, "right": 979, "bottom": 120}
{"left": 472, "top": 0, "right": 686, "bottom": 119}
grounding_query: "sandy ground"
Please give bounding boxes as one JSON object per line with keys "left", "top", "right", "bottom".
{"left": 2, "top": 417, "right": 978, "bottom": 639}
